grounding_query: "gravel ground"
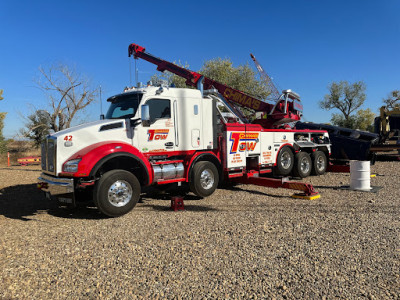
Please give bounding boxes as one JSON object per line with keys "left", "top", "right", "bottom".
{"left": 0, "top": 162, "right": 399, "bottom": 299}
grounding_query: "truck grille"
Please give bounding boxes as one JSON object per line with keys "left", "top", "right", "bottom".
{"left": 41, "top": 137, "right": 56, "bottom": 174}
{"left": 41, "top": 142, "right": 46, "bottom": 170}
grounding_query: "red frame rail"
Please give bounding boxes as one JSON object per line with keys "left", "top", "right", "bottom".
{"left": 232, "top": 176, "right": 319, "bottom": 197}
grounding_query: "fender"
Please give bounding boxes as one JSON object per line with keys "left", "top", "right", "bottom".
{"left": 274, "top": 143, "right": 295, "bottom": 166}
{"left": 186, "top": 151, "right": 221, "bottom": 180}
{"left": 61, "top": 141, "right": 153, "bottom": 184}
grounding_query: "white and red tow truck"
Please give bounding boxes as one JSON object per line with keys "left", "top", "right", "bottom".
{"left": 38, "top": 44, "right": 331, "bottom": 217}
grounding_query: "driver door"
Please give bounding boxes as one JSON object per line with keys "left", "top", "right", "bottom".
{"left": 136, "top": 98, "right": 176, "bottom": 154}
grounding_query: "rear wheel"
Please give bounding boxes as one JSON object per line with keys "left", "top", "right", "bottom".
{"left": 293, "top": 152, "right": 312, "bottom": 178}
{"left": 189, "top": 161, "right": 219, "bottom": 198}
{"left": 311, "top": 151, "right": 327, "bottom": 175}
{"left": 94, "top": 170, "right": 140, "bottom": 217}
{"left": 274, "top": 146, "right": 294, "bottom": 176}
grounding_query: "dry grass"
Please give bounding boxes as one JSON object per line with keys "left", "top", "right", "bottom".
{"left": 0, "top": 140, "right": 40, "bottom": 166}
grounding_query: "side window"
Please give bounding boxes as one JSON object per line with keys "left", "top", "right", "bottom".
{"left": 146, "top": 99, "right": 171, "bottom": 121}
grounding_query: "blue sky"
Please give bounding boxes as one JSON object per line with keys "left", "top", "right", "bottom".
{"left": 1, "top": 0, "right": 399, "bottom": 138}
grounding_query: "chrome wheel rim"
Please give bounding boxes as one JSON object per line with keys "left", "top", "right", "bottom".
{"left": 316, "top": 155, "right": 325, "bottom": 171}
{"left": 108, "top": 180, "right": 132, "bottom": 207}
{"left": 300, "top": 157, "right": 310, "bottom": 173}
{"left": 281, "top": 152, "right": 292, "bottom": 169}
{"left": 200, "top": 169, "right": 214, "bottom": 190}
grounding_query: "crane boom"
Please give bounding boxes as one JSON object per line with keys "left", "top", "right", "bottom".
{"left": 128, "top": 44, "right": 271, "bottom": 112}
{"left": 250, "top": 53, "right": 281, "bottom": 101}
{"left": 128, "top": 43, "right": 302, "bottom": 127}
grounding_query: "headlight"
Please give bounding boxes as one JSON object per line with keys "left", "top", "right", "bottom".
{"left": 63, "top": 159, "right": 82, "bottom": 173}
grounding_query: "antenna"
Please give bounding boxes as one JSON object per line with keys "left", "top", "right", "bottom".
{"left": 250, "top": 53, "right": 281, "bottom": 101}
{"left": 100, "top": 85, "right": 102, "bottom": 115}
{"left": 129, "top": 57, "right": 132, "bottom": 86}
{"left": 135, "top": 58, "right": 138, "bottom": 85}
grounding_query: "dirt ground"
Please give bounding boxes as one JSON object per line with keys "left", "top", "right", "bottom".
{"left": 0, "top": 162, "right": 399, "bottom": 299}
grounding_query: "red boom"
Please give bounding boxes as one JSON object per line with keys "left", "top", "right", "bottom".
{"left": 128, "top": 43, "right": 271, "bottom": 112}
{"left": 128, "top": 43, "right": 302, "bottom": 127}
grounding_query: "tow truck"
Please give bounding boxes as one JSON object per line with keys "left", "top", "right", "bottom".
{"left": 38, "top": 44, "right": 331, "bottom": 217}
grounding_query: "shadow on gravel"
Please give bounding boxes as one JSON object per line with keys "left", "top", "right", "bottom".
{"left": 313, "top": 185, "right": 344, "bottom": 190}
{"left": 141, "top": 203, "right": 218, "bottom": 212}
{"left": 0, "top": 183, "right": 105, "bottom": 221}
{"left": 0, "top": 183, "right": 217, "bottom": 220}
{"left": 0, "top": 183, "right": 57, "bottom": 221}
{"left": 48, "top": 206, "right": 105, "bottom": 220}
{"left": 140, "top": 188, "right": 218, "bottom": 212}
{"left": 375, "top": 154, "right": 400, "bottom": 161}
{"left": 1, "top": 183, "right": 397, "bottom": 219}
{"left": 219, "top": 184, "right": 288, "bottom": 198}
{"left": 141, "top": 191, "right": 202, "bottom": 201}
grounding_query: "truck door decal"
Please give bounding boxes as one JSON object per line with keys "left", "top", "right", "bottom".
{"left": 229, "top": 132, "right": 259, "bottom": 154}
{"left": 147, "top": 129, "right": 169, "bottom": 141}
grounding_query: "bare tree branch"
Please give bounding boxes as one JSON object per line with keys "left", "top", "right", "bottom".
{"left": 34, "top": 63, "right": 98, "bottom": 132}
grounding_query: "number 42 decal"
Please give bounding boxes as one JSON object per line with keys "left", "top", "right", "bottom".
{"left": 64, "top": 135, "right": 73, "bottom": 141}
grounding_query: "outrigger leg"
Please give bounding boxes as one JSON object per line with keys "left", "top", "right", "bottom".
{"left": 232, "top": 176, "right": 321, "bottom": 200}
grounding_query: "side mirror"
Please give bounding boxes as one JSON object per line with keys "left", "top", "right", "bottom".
{"left": 141, "top": 105, "right": 150, "bottom": 127}
{"left": 100, "top": 114, "right": 105, "bottom": 120}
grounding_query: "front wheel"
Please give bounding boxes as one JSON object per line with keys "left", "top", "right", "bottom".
{"left": 94, "top": 170, "right": 141, "bottom": 217}
{"left": 292, "top": 152, "right": 312, "bottom": 178}
{"left": 189, "top": 161, "right": 219, "bottom": 198}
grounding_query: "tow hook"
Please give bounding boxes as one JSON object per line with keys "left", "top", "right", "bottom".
{"left": 78, "top": 179, "right": 96, "bottom": 188}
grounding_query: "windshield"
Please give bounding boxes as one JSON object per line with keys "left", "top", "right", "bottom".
{"left": 106, "top": 93, "right": 143, "bottom": 119}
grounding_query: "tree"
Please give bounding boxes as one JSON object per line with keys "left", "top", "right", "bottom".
{"left": 320, "top": 81, "right": 367, "bottom": 128}
{"left": 199, "top": 58, "right": 270, "bottom": 100}
{"left": 383, "top": 90, "right": 400, "bottom": 109}
{"left": 35, "top": 64, "right": 98, "bottom": 132}
{"left": 0, "top": 113, "right": 7, "bottom": 153}
{"left": 330, "top": 108, "right": 375, "bottom": 131}
{"left": 355, "top": 108, "right": 375, "bottom": 132}
{"left": 150, "top": 58, "right": 270, "bottom": 119}
{"left": 150, "top": 61, "right": 189, "bottom": 88}
{"left": 330, "top": 113, "right": 357, "bottom": 129}
{"left": 21, "top": 110, "right": 51, "bottom": 148}
{"left": 0, "top": 89, "right": 5, "bottom": 153}
{"left": 151, "top": 58, "right": 270, "bottom": 99}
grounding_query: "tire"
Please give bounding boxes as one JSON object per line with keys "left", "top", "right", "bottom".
{"left": 373, "top": 117, "right": 381, "bottom": 134}
{"left": 311, "top": 151, "right": 327, "bottom": 175}
{"left": 292, "top": 152, "right": 312, "bottom": 178}
{"left": 94, "top": 170, "right": 140, "bottom": 217}
{"left": 274, "top": 146, "right": 294, "bottom": 176}
{"left": 189, "top": 161, "right": 219, "bottom": 198}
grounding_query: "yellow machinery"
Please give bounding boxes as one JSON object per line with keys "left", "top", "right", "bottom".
{"left": 375, "top": 106, "right": 400, "bottom": 140}
{"left": 372, "top": 106, "right": 400, "bottom": 154}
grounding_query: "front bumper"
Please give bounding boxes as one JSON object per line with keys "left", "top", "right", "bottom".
{"left": 38, "top": 173, "right": 75, "bottom": 204}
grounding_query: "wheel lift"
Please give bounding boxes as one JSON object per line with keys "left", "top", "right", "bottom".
{"left": 170, "top": 173, "right": 320, "bottom": 211}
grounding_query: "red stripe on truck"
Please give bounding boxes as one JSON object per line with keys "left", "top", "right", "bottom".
{"left": 61, "top": 141, "right": 153, "bottom": 184}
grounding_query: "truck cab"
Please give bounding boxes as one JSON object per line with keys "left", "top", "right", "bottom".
{"left": 39, "top": 85, "right": 220, "bottom": 216}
